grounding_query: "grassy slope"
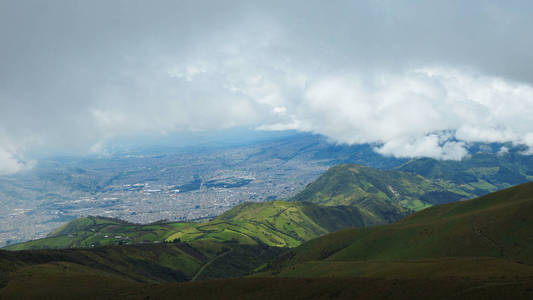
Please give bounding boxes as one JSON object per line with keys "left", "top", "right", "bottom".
{"left": 0, "top": 243, "right": 200, "bottom": 283}
{"left": 290, "top": 164, "right": 470, "bottom": 211}
{"left": 4, "top": 216, "right": 183, "bottom": 250}
{"left": 122, "top": 277, "right": 533, "bottom": 300}
{"left": 268, "top": 181, "right": 533, "bottom": 279}
{"left": 4, "top": 272, "right": 532, "bottom": 299}
{"left": 0, "top": 241, "right": 285, "bottom": 293}
{"left": 190, "top": 201, "right": 368, "bottom": 247}
{"left": 6, "top": 201, "right": 368, "bottom": 250}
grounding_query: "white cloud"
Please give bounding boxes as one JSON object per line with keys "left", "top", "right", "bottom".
{"left": 498, "top": 146, "right": 509, "bottom": 156}
{"left": 2, "top": 1, "right": 533, "bottom": 173}
{"left": 253, "top": 66, "right": 533, "bottom": 161}
{"left": 0, "top": 147, "right": 34, "bottom": 175}
{"left": 375, "top": 135, "right": 468, "bottom": 161}
{"left": 272, "top": 106, "right": 287, "bottom": 115}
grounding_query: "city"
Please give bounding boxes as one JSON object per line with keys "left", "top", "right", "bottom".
{"left": 0, "top": 134, "right": 333, "bottom": 247}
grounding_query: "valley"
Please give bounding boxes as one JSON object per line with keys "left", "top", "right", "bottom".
{"left": 3, "top": 133, "right": 533, "bottom": 249}
{"left": 1, "top": 175, "right": 533, "bottom": 299}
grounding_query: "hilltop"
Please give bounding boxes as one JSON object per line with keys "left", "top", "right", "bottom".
{"left": 289, "top": 164, "right": 469, "bottom": 211}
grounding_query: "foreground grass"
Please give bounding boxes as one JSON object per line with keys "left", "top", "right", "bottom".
{"left": 3, "top": 276, "right": 533, "bottom": 300}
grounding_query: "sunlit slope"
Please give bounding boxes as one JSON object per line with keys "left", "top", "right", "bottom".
{"left": 167, "top": 201, "right": 368, "bottom": 247}
{"left": 275, "top": 181, "right": 533, "bottom": 272}
{"left": 6, "top": 201, "right": 368, "bottom": 250}
{"left": 48, "top": 215, "right": 134, "bottom": 237}
{"left": 290, "top": 164, "right": 469, "bottom": 211}
{"left": 4, "top": 216, "right": 182, "bottom": 250}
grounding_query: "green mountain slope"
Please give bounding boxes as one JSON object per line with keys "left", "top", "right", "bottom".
{"left": 270, "top": 181, "right": 533, "bottom": 278}
{"left": 396, "top": 152, "right": 533, "bottom": 195}
{"left": 5, "top": 216, "right": 184, "bottom": 250}
{"left": 168, "top": 201, "right": 369, "bottom": 247}
{"left": 290, "top": 164, "right": 470, "bottom": 211}
{"left": 0, "top": 241, "right": 283, "bottom": 285}
{"left": 5, "top": 200, "right": 369, "bottom": 250}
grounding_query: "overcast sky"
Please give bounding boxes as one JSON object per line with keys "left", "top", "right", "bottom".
{"left": 1, "top": 0, "right": 533, "bottom": 174}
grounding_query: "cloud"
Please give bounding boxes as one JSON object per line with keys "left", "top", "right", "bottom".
{"left": 0, "top": 146, "right": 34, "bottom": 175}
{"left": 1, "top": 1, "right": 533, "bottom": 173}
{"left": 375, "top": 135, "right": 468, "bottom": 161}
{"left": 257, "top": 66, "right": 533, "bottom": 159}
{"left": 498, "top": 146, "right": 510, "bottom": 156}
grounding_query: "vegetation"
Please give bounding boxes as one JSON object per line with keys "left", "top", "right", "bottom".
{"left": 123, "top": 277, "right": 533, "bottom": 300}
{"left": 289, "top": 164, "right": 470, "bottom": 211}
{"left": 270, "top": 181, "right": 533, "bottom": 277}
{"left": 2, "top": 177, "right": 533, "bottom": 299}
{"left": 7, "top": 164, "right": 485, "bottom": 251}
{"left": 396, "top": 151, "right": 533, "bottom": 195}
{"left": 0, "top": 241, "right": 285, "bottom": 294}
{"left": 6, "top": 200, "right": 369, "bottom": 250}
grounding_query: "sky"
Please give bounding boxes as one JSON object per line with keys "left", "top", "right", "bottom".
{"left": 1, "top": 0, "right": 533, "bottom": 174}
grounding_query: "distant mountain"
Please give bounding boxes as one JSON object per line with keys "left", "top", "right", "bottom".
{"left": 289, "top": 164, "right": 470, "bottom": 212}
{"left": 396, "top": 151, "right": 533, "bottom": 195}
{"left": 242, "top": 134, "right": 406, "bottom": 169}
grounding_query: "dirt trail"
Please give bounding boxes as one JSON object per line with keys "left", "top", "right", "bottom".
{"left": 191, "top": 249, "right": 233, "bottom": 281}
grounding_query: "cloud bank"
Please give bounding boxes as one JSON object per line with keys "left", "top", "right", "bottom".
{"left": 1, "top": 0, "right": 533, "bottom": 173}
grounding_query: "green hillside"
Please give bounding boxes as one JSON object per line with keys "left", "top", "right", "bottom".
{"left": 269, "top": 181, "right": 533, "bottom": 278}
{"left": 396, "top": 152, "right": 533, "bottom": 195}
{"left": 5, "top": 200, "right": 369, "bottom": 250}
{"left": 0, "top": 241, "right": 285, "bottom": 299}
{"left": 290, "top": 164, "right": 470, "bottom": 211}
{"left": 168, "top": 201, "right": 370, "bottom": 247}
{"left": 5, "top": 216, "right": 184, "bottom": 250}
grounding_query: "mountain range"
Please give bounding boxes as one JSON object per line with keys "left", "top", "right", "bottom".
{"left": 1, "top": 163, "right": 532, "bottom": 298}
{"left": 6, "top": 164, "right": 468, "bottom": 251}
